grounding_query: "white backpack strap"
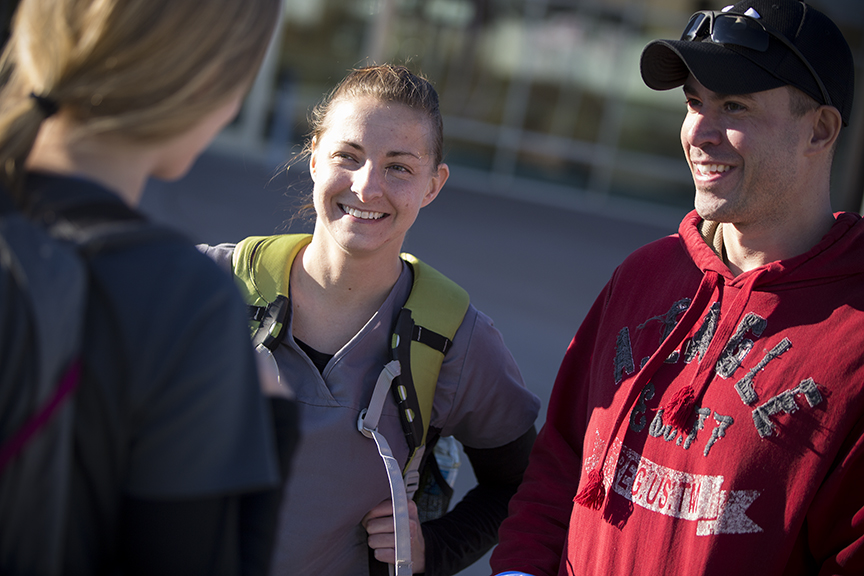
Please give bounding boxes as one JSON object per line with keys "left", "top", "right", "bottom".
{"left": 358, "top": 361, "right": 413, "bottom": 576}
{"left": 359, "top": 361, "right": 400, "bottom": 432}
{"left": 402, "top": 444, "right": 425, "bottom": 500}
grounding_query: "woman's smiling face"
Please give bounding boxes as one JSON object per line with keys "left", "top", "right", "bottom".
{"left": 309, "top": 96, "right": 448, "bottom": 258}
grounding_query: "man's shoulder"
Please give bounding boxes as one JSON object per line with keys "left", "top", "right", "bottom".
{"left": 618, "top": 233, "right": 687, "bottom": 273}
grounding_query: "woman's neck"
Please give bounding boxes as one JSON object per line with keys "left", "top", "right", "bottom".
{"left": 288, "top": 235, "right": 404, "bottom": 354}
{"left": 25, "top": 114, "right": 157, "bottom": 206}
{"left": 301, "top": 234, "right": 402, "bottom": 304}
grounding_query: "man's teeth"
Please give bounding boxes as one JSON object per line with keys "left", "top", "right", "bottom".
{"left": 343, "top": 205, "right": 385, "bottom": 220}
{"left": 697, "top": 164, "right": 731, "bottom": 175}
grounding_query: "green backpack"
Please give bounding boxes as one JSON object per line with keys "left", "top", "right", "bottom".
{"left": 231, "top": 234, "right": 469, "bottom": 508}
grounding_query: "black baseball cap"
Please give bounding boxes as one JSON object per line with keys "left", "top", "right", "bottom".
{"left": 640, "top": 0, "right": 854, "bottom": 125}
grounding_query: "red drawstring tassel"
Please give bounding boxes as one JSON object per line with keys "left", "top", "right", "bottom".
{"left": 574, "top": 469, "right": 606, "bottom": 510}
{"left": 664, "top": 385, "right": 695, "bottom": 433}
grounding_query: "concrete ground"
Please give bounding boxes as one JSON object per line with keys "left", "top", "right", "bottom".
{"left": 141, "top": 147, "right": 688, "bottom": 576}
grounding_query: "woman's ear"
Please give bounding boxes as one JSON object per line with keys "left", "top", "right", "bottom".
{"left": 806, "top": 106, "right": 842, "bottom": 156}
{"left": 308, "top": 137, "right": 319, "bottom": 179}
{"left": 421, "top": 162, "right": 449, "bottom": 208}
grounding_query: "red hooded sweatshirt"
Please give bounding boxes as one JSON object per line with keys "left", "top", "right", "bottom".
{"left": 492, "top": 210, "right": 864, "bottom": 576}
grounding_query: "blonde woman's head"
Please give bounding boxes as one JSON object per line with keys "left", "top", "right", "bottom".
{"left": 0, "top": 0, "right": 280, "bottom": 190}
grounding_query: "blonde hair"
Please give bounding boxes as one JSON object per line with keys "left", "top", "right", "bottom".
{"left": 0, "top": 0, "right": 280, "bottom": 192}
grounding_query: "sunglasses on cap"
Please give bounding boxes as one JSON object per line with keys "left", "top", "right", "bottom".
{"left": 681, "top": 10, "right": 831, "bottom": 107}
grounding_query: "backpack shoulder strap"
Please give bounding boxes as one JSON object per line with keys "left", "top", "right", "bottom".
{"left": 391, "top": 253, "right": 469, "bottom": 464}
{"left": 49, "top": 200, "right": 183, "bottom": 256}
{"left": 0, "top": 189, "right": 88, "bottom": 574}
{"left": 356, "top": 254, "right": 469, "bottom": 570}
{"left": 232, "top": 234, "right": 312, "bottom": 349}
{"left": 234, "top": 236, "right": 470, "bottom": 467}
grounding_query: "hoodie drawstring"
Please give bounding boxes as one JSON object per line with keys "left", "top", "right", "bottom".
{"left": 574, "top": 270, "right": 720, "bottom": 511}
{"left": 661, "top": 271, "right": 762, "bottom": 433}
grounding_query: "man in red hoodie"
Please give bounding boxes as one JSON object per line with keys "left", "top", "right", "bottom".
{"left": 491, "top": 1, "right": 861, "bottom": 575}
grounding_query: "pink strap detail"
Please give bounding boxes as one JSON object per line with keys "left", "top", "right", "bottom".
{"left": 0, "top": 359, "right": 82, "bottom": 471}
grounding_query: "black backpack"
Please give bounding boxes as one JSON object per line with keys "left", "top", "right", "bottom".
{"left": 0, "top": 187, "right": 87, "bottom": 575}
{"left": 0, "top": 182, "right": 172, "bottom": 575}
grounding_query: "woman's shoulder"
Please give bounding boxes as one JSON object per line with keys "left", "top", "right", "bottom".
{"left": 434, "top": 303, "right": 540, "bottom": 447}
{"left": 85, "top": 233, "right": 251, "bottom": 371}
{"left": 197, "top": 242, "right": 236, "bottom": 274}
{"left": 94, "top": 233, "right": 238, "bottom": 304}
{"left": 451, "top": 304, "right": 506, "bottom": 354}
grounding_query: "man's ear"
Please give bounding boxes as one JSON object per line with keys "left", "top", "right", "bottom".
{"left": 806, "top": 106, "right": 842, "bottom": 156}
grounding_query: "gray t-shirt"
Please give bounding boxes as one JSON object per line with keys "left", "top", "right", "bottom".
{"left": 202, "top": 243, "right": 540, "bottom": 576}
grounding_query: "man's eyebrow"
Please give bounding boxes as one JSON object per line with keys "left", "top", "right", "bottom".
{"left": 386, "top": 150, "right": 422, "bottom": 160}
{"left": 682, "top": 82, "right": 757, "bottom": 102}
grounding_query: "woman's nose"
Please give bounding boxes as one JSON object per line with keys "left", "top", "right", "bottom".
{"left": 351, "top": 162, "right": 384, "bottom": 202}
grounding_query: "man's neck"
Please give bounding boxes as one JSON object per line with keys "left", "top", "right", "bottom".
{"left": 715, "top": 211, "right": 835, "bottom": 275}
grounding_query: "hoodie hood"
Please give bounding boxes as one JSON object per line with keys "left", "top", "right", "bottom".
{"left": 681, "top": 210, "right": 864, "bottom": 288}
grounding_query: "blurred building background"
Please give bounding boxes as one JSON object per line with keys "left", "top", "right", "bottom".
{"left": 222, "top": 0, "right": 864, "bottom": 214}
{"left": 0, "top": 1, "right": 858, "bottom": 574}
{"left": 0, "top": 1, "right": 855, "bottom": 574}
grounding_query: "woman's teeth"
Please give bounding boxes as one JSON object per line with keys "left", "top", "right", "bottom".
{"left": 343, "top": 205, "right": 385, "bottom": 220}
